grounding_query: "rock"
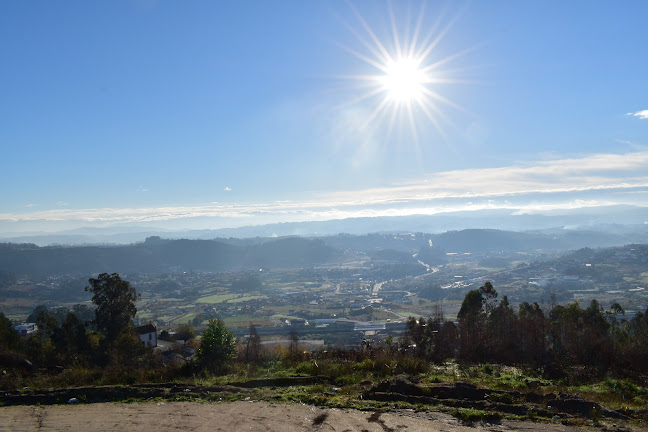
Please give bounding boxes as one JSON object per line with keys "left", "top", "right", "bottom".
{"left": 390, "top": 378, "right": 426, "bottom": 396}
{"left": 553, "top": 398, "right": 602, "bottom": 417}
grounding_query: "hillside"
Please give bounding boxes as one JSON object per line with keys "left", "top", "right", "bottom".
{"left": 0, "top": 237, "right": 337, "bottom": 277}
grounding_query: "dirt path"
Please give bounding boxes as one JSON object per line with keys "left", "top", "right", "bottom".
{"left": 0, "top": 401, "right": 609, "bottom": 432}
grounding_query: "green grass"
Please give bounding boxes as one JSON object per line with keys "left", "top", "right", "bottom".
{"left": 451, "top": 408, "right": 502, "bottom": 425}
{"left": 639, "top": 272, "right": 648, "bottom": 284}
{"left": 196, "top": 294, "right": 238, "bottom": 304}
{"left": 196, "top": 294, "right": 267, "bottom": 304}
{"left": 228, "top": 295, "right": 267, "bottom": 303}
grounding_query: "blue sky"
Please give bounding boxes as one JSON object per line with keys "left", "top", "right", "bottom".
{"left": 1, "top": 1, "right": 647, "bottom": 233}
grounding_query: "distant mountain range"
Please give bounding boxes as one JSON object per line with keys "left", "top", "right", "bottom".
{"left": 0, "top": 237, "right": 338, "bottom": 277}
{"left": 1, "top": 224, "right": 647, "bottom": 277}
{"left": 1, "top": 205, "right": 646, "bottom": 246}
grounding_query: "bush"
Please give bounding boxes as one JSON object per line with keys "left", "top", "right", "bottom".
{"left": 196, "top": 319, "right": 236, "bottom": 374}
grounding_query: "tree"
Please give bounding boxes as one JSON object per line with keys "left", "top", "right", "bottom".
{"left": 27, "top": 305, "right": 50, "bottom": 324}
{"left": 517, "top": 302, "right": 546, "bottom": 365}
{"left": 58, "top": 312, "right": 91, "bottom": 366}
{"left": 487, "top": 295, "right": 517, "bottom": 363}
{"left": 232, "top": 274, "right": 262, "bottom": 292}
{"left": 173, "top": 323, "right": 196, "bottom": 344}
{"left": 0, "top": 312, "right": 20, "bottom": 351}
{"left": 26, "top": 309, "right": 61, "bottom": 367}
{"left": 197, "top": 319, "right": 236, "bottom": 373}
{"left": 245, "top": 323, "right": 261, "bottom": 363}
{"left": 479, "top": 281, "right": 498, "bottom": 314}
{"left": 288, "top": 328, "right": 300, "bottom": 359}
{"left": 457, "top": 288, "right": 486, "bottom": 362}
{"left": 85, "top": 273, "right": 139, "bottom": 344}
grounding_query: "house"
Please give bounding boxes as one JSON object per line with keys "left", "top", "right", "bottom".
{"left": 14, "top": 323, "right": 38, "bottom": 335}
{"left": 136, "top": 323, "right": 157, "bottom": 347}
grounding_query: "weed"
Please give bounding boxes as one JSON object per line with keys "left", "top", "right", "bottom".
{"left": 451, "top": 408, "right": 502, "bottom": 425}
{"left": 486, "top": 392, "right": 522, "bottom": 404}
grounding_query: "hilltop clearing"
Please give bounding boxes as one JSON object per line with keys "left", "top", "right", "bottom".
{"left": 0, "top": 400, "right": 634, "bottom": 432}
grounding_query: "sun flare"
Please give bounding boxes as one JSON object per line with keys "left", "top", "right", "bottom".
{"left": 379, "top": 56, "right": 428, "bottom": 103}
{"left": 339, "top": 3, "right": 472, "bottom": 141}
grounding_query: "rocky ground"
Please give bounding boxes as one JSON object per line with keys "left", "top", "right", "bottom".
{"left": 1, "top": 377, "right": 645, "bottom": 431}
{"left": 0, "top": 400, "right": 631, "bottom": 432}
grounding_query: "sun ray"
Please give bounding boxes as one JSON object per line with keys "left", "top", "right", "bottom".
{"left": 346, "top": 1, "right": 393, "bottom": 65}
{"left": 406, "top": 101, "right": 419, "bottom": 145}
{"left": 336, "top": 2, "right": 474, "bottom": 142}
{"left": 388, "top": 1, "right": 402, "bottom": 59}
{"left": 358, "top": 96, "right": 392, "bottom": 132}
{"left": 335, "top": 42, "right": 389, "bottom": 73}
{"left": 422, "top": 43, "right": 484, "bottom": 73}
{"left": 408, "top": 2, "right": 427, "bottom": 59}
{"left": 421, "top": 87, "right": 471, "bottom": 116}
{"left": 333, "top": 86, "right": 386, "bottom": 112}
{"left": 417, "top": 100, "right": 447, "bottom": 139}
{"left": 416, "top": 7, "right": 461, "bottom": 60}
{"left": 386, "top": 103, "right": 399, "bottom": 139}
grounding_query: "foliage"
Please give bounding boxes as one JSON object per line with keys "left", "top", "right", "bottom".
{"left": 457, "top": 286, "right": 489, "bottom": 362}
{"left": 85, "top": 273, "right": 140, "bottom": 344}
{"left": 243, "top": 323, "right": 261, "bottom": 363}
{"left": 197, "top": 318, "right": 236, "bottom": 373}
{"left": 173, "top": 323, "right": 196, "bottom": 342}
{"left": 451, "top": 408, "right": 502, "bottom": 425}
{"left": 231, "top": 273, "right": 263, "bottom": 292}
{"left": 0, "top": 312, "right": 21, "bottom": 351}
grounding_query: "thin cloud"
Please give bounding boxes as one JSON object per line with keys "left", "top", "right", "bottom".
{"left": 136, "top": 186, "right": 149, "bottom": 192}
{"left": 627, "top": 110, "right": 648, "bottom": 120}
{"left": 2, "top": 151, "right": 647, "bottom": 226}
{"left": 224, "top": 187, "right": 232, "bottom": 192}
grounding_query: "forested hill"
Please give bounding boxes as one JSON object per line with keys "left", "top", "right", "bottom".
{"left": 321, "top": 228, "right": 648, "bottom": 253}
{"left": 2, "top": 227, "right": 646, "bottom": 278}
{"left": 0, "top": 237, "right": 337, "bottom": 277}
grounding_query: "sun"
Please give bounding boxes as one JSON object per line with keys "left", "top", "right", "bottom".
{"left": 338, "top": 3, "right": 472, "bottom": 141}
{"left": 379, "top": 56, "right": 428, "bottom": 103}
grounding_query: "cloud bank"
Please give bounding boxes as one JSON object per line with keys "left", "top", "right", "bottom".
{"left": 2, "top": 151, "right": 647, "bottom": 231}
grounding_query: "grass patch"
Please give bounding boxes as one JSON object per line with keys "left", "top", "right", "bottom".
{"left": 196, "top": 294, "right": 238, "bottom": 304}
{"left": 451, "top": 408, "right": 502, "bottom": 425}
{"left": 228, "top": 295, "right": 267, "bottom": 303}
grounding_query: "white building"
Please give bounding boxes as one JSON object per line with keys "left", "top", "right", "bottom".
{"left": 136, "top": 323, "right": 157, "bottom": 347}
{"left": 14, "top": 323, "right": 38, "bottom": 335}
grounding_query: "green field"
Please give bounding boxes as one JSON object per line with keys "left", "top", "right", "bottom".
{"left": 228, "top": 295, "right": 267, "bottom": 303}
{"left": 196, "top": 293, "right": 267, "bottom": 304}
{"left": 196, "top": 294, "right": 239, "bottom": 304}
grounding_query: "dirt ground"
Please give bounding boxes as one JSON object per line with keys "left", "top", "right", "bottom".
{"left": 0, "top": 401, "right": 620, "bottom": 432}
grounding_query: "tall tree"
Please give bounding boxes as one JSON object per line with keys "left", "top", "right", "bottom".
{"left": 517, "top": 301, "right": 546, "bottom": 365}
{"left": 487, "top": 295, "right": 517, "bottom": 363}
{"left": 0, "top": 312, "right": 20, "bottom": 351}
{"left": 197, "top": 318, "right": 236, "bottom": 373}
{"left": 85, "top": 273, "right": 139, "bottom": 344}
{"left": 457, "top": 288, "right": 486, "bottom": 362}
{"left": 173, "top": 323, "right": 196, "bottom": 344}
{"left": 245, "top": 323, "right": 261, "bottom": 363}
{"left": 58, "top": 311, "right": 91, "bottom": 366}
